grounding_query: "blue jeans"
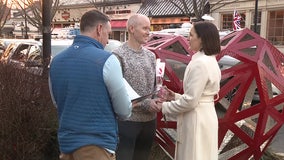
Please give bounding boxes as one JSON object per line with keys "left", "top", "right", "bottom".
{"left": 116, "top": 119, "right": 157, "bottom": 160}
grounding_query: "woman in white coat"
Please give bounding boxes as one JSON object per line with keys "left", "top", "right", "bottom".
{"left": 157, "top": 21, "right": 221, "bottom": 160}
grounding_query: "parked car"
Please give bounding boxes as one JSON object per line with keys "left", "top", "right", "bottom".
{"left": 0, "top": 39, "right": 38, "bottom": 57}
{"left": 218, "top": 55, "right": 241, "bottom": 70}
{"left": 0, "top": 39, "right": 73, "bottom": 75}
{"left": 0, "top": 39, "right": 122, "bottom": 75}
{"left": 0, "top": 41, "right": 4, "bottom": 56}
{"left": 105, "top": 39, "right": 122, "bottom": 52}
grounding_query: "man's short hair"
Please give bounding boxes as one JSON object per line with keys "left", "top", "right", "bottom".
{"left": 80, "top": 9, "right": 110, "bottom": 33}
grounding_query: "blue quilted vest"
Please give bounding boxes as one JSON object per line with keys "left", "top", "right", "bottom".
{"left": 49, "top": 35, "right": 118, "bottom": 153}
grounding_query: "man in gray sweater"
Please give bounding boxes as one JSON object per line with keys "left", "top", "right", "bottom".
{"left": 113, "top": 14, "right": 160, "bottom": 160}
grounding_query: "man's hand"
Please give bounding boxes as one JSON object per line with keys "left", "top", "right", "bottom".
{"left": 132, "top": 101, "right": 140, "bottom": 108}
{"left": 156, "top": 102, "right": 163, "bottom": 111}
{"left": 148, "top": 98, "right": 163, "bottom": 112}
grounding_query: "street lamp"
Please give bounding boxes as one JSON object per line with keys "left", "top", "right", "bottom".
{"left": 254, "top": 0, "right": 258, "bottom": 33}
{"left": 24, "top": 0, "right": 28, "bottom": 39}
{"left": 24, "top": 14, "right": 28, "bottom": 39}
{"left": 20, "top": 22, "right": 24, "bottom": 39}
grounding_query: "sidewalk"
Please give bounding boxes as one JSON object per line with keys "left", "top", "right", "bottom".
{"left": 268, "top": 124, "right": 284, "bottom": 158}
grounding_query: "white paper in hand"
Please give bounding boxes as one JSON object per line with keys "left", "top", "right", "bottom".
{"left": 123, "top": 78, "right": 140, "bottom": 100}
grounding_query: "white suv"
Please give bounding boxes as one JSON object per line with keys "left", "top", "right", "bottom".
{"left": 0, "top": 39, "right": 73, "bottom": 75}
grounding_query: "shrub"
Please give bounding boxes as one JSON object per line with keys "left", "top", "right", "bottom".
{"left": 0, "top": 64, "right": 59, "bottom": 160}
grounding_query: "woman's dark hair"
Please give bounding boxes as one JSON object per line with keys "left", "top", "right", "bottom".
{"left": 193, "top": 21, "right": 221, "bottom": 55}
{"left": 80, "top": 9, "right": 110, "bottom": 33}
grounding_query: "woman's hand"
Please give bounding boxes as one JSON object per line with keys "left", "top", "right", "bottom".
{"left": 148, "top": 98, "right": 164, "bottom": 112}
{"left": 157, "top": 86, "right": 175, "bottom": 101}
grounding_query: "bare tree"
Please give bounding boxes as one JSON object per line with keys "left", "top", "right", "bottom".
{"left": 167, "top": 0, "right": 255, "bottom": 21}
{"left": 87, "top": 0, "right": 109, "bottom": 13}
{"left": 0, "top": 0, "right": 11, "bottom": 35}
{"left": 164, "top": 0, "right": 205, "bottom": 21}
{"left": 210, "top": 0, "right": 256, "bottom": 12}
{"left": 12, "top": 0, "right": 60, "bottom": 32}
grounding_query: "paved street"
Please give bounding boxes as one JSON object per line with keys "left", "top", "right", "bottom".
{"left": 268, "top": 124, "right": 284, "bottom": 158}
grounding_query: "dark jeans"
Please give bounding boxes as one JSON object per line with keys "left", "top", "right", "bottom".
{"left": 116, "top": 119, "right": 157, "bottom": 160}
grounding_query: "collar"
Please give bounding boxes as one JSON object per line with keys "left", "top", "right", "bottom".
{"left": 73, "top": 35, "right": 104, "bottom": 50}
{"left": 122, "top": 42, "right": 144, "bottom": 54}
{"left": 191, "top": 51, "right": 205, "bottom": 60}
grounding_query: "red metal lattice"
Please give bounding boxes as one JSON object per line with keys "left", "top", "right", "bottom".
{"left": 145, "top": 29, "right": 284, "bottom": 159}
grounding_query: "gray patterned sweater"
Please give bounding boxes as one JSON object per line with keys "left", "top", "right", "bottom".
{"left": 113, "top": 42, "right": 156, "bottom": 122}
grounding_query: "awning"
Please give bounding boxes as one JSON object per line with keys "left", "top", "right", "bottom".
{"left": 1, "top": 27, "right": 14, "bottom": 34}
{"left": 110, "top": 20, "right": 127, "bottom": 28}
{"left": 137, "top": 0, "right": 209, "bottom": 17}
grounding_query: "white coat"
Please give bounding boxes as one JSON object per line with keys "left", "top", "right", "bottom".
{"left": 162, "top": 51, "right": 221, "bottom": 160}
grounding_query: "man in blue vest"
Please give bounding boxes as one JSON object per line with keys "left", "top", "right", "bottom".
{"left": 49, "top": 9, "right": 132, "bottom": 160}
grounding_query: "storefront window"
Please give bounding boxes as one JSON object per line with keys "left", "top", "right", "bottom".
{"left": 221, "top": 13, "right": 246, "bottom": 31}
{"left": 152, "top": 24, "right": 169, "bottom": 31}
{"left": 267, "top": 10, "right": 284, "bottom": 45}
